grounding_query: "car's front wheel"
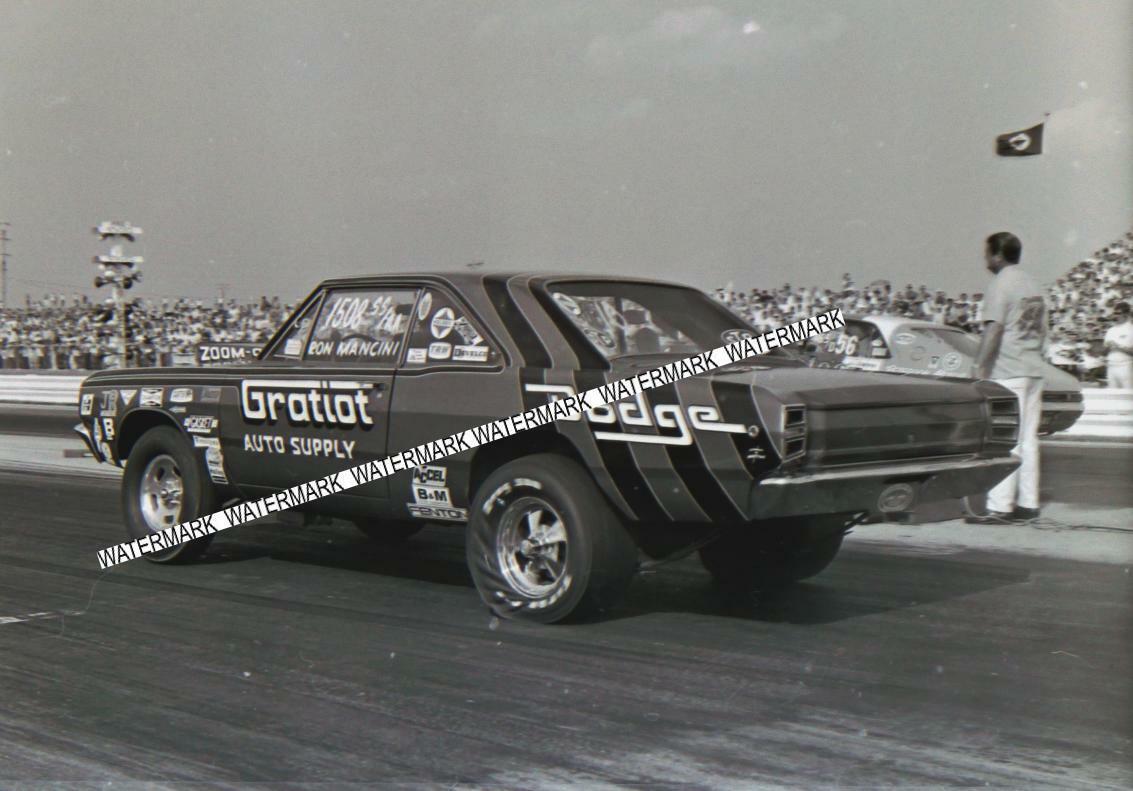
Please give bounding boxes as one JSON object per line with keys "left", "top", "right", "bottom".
{"left": 466, "top": 454, "right": 638, "bottom": 623}
{"left": 122, "top": 426, "right": 217, "bottom": 563}
{"left": 698, "top": 514, "right": 854, "bottom": 594}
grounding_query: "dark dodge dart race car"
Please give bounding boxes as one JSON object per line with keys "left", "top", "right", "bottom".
{"left": 77, "top": 273, "right": 1021, "bottom": 622}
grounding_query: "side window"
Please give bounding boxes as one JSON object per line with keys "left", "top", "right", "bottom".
{"left": 268, "top": 297, "right": 322, "bottom": 361}
{"left": 403, "top": 288, "right": 500, "bottom": 367}
{"left": 305, "top": 288, "right": 417, "bottom": 365}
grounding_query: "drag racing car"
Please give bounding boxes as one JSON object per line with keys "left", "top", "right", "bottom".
{"left": 808, "top": 315, "right": 1084, "bottom": 435}
{"left": 77, "top": 273, "right": 1021, "bottom": 622}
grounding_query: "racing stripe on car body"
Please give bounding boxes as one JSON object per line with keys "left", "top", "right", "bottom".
{"left": 594, "top": 375, "right": 709, "bottom": 522}
{"left": 572, "top": 369, "right": 668, "bottom": 524}
{"left": 508, "top": 275, "right": 582, "bottom": 370}
{"left": 648, "top": 382, "right": 747, "bottom": 523}
{"left": 483, "top": 275, "right": 551, "bottom": 368}
{"left": 710, "top": 377, "right": 779, "bottom": 478}
{"left": 673, "top": 376, "right": 752, "bottom": 517}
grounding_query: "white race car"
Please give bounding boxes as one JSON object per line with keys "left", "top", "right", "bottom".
{"left": 808, "top": 315, "right": 1083, "bottom": 436}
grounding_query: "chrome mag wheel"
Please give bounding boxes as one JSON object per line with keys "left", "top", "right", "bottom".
{"left": 139, "top": 453, "right": 183, "bottom": 532}
{"left": 495, "top": 497, "right": 569, "bottom": 598}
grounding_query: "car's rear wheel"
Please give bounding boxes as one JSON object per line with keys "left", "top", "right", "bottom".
{"left": 352, "top": 520, "right": 421, "bottom": 546}
{"left": 697, "top": 515, "right": 853, "bottom": 594}
{"left": 122, "top": 426, "right": 216, "bottom": 563}
{"left": 466, "top": 454, "right": 638, "bottom": 623}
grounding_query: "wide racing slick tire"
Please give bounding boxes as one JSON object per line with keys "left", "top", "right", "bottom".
{"left": 697, "top": 515, "right": 851, "bottom": 594}
{"left": 466, "top": 454, "right": 638, "bottom": 624}
{"left": 352, "top": 520, "right": 421, "bottom": 546}
{"left": 122, "top": 426, "right": 217, "bottom": 564}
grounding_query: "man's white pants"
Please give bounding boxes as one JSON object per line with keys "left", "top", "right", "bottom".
{"left": 1108, "top": 362, "right": 1133, "bottom": 389}
{"left": 987, "top": 376, "right": 1043, "bottom": 513}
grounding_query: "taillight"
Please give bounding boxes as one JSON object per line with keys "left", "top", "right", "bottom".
{"left": 987, "top": 397, "right": 1019, "bottom": 444}
{"left": 780, "top": 404, "right": 807, "bottom": 460}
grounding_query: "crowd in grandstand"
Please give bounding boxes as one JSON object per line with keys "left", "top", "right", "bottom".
{"left": 0, "top": 295, "right": 291, "bottom": 370}
{"left": 715, "top": 231, "right": 1133, "bottom": 384}
{"left": 1, "top": 231, "right": 1130, "bottom": 381}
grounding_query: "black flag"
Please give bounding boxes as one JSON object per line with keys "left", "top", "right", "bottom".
{"left": 996, "top": 123, "right": 1044, "bottom": 156}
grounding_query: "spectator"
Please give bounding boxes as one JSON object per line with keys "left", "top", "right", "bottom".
{"left": 967, "top": 231, "right": 1047, "bottom": 525}
{"left": 1104, "top": 301, "right": 1133, "bottom": 388}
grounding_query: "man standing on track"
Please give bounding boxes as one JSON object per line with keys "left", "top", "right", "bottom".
{"left": 1104, "top": 302, "right": 1133, "bottom": 388}
{"left": 967, "top": 232, "right": 1048, "bottom": 524}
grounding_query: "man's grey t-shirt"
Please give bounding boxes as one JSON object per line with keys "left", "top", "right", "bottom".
{"left": 982, "top": 265, "right": 1048, "bottom": 379}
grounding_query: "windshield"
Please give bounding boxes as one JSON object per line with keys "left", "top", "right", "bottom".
{"left": 547, "top": 281, "right": 762, "bottom": 359}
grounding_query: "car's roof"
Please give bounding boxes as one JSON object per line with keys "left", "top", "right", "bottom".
{"left": 316, "top": 271, "right": 698, "bottom": 291}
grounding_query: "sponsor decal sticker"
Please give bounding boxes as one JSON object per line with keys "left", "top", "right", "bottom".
{"left": 94, "top": 309, "right": 841, "bottom": 568}
{"left": 100, "top": 390, "right": 118, "bottom": 417}
{"left": 80, "top": 393, "right": 94, "bottom": 416}
{"left": 428, "top": 341, "right": 452, "bottom": 360}
{"left": 413, "top": 465, "right": 447, "bottom": 485}
{"left": 893, "top": 332, "right": 917, "bottom": 345}
{"left": 430, "top": 307, "right": 455, "bottom": 339}
{"left": 242, "top": 432, "right": 357, "bottom": 460}
{"left": 524, "top": 384, "right": 747, "bottom": 446}
{"left": 140, "top": 387, "right": 163, "bottom": 407}
{"left": 119, "top": 389, "right": 137, "bottom": 405}
{"left": 553, "top": 292, "right": 582, "bottom": 315}
{"left": 721, "top": 328, "right": 755, "bottom": 344}
{"left": 101, "top": 417, "right": 116, "bottom": 441}
{"left": 452, "top": 345, "right": 489, "bottom": 363}
{"left": 406, "top": 347, "right": 427, "bottom": 365}
{"left": 201, "top": 386, "right": 222, "bottom": 402}
{"left": 410, "top": 465, "right": 456, "bottom": 513}
{"left": 240, "top": 379, "right": 374, "bottom": 427}
{"left": 452, "top": 317, "right": 483, "bottom": 346}
{"left": 943, "top": 352, "right": 963, "bottom": 371}
{"left": 183, "top": 415, "right": 219, "bottom": 434}
{"left": 416, "top": 291, "right": 433, "bottom": 321}
{"left": 284, "top": 338, "right": 302, "bottom": 356}
{"left": 407, "top": 504, "right": 468, "bottom": 521}
{"left": 169, "top": 387, "right": 194, "bottom": 404}
{"left": 193, "top": 436, "right": 228, "bottom": 483}
{"left": 198, "top": 343, "right": 262, "bottom": 365}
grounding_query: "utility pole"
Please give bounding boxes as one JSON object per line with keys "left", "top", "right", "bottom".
{"left": 92, "top": 221, "right": 144, "bottom": 367}
{"left": 0, "top": 222, "right": 10, "bottom": 309}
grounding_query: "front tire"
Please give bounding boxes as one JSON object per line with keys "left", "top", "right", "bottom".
{"left": 122, "top": 426, "right": 216, "bottom": 564}
{"left": 466, "top": 454, "right": 638, "bottom": 623}
{"left": 698, "top": 515, "right": 852, "bottom": 594}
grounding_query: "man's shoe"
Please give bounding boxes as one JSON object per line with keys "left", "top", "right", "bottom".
{"left": 1011, "top": 506, "right": 1041, "bottom": 521}
{"left": 964, "top": 510, "right": 1018, "bottom": 525}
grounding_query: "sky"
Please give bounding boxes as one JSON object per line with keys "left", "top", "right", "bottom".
{"left": 1, "top": 0, "right": 1130, "bottom": 305}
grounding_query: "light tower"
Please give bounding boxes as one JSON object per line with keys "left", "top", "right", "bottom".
{"left": 0, "top": 222, "right": 10, "bottom": 308}
{"left": 92, "top": 221, "right": 144, "bottom": 367}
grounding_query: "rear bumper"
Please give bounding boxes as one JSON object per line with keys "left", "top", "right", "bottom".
{"left": 749, "top": 455, "right": 1019, "bottom": 519}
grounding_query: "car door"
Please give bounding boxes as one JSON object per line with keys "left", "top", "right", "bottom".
{"left": 222, "top": 286, "right": 418, "bottom": 505}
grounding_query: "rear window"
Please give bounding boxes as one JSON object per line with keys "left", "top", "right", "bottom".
{"left": 547, "top": 281, "right": 758, "bottom": 359}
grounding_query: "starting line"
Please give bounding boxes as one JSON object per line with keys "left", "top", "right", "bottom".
{"left": 95, "top": 310, "right": 845, "bottom": 569}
